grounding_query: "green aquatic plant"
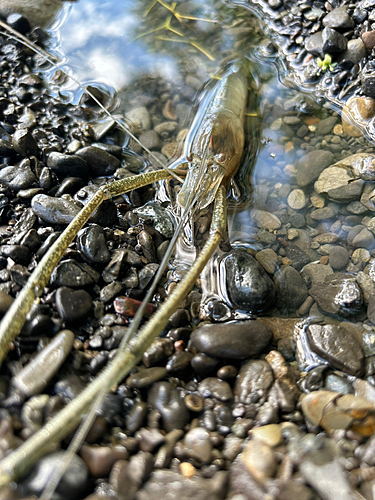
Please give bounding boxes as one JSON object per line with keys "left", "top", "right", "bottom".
{"left": 316, "top": 53, "right": 337, "bottom": 75}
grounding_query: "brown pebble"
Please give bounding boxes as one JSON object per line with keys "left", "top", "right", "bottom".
{"left": 217, "top": 365, "right": 238, "bottom": 380}
{"left": 281, "top": 257, "right": 292, "bottom": 266}
{"left": 185, "top": 394, "right": 204, "bottom": 412}
{"left": 81, "top": 444, "right": 128, "bottom": 477}
{"left": 162, "top": 99, "right": 177, "bottom": 120}
{"left": 362, "top": 30, "right": 375, "bottom": 49}
{"left": 320, "top": 255, "right": 329, "bottom": 265}
{"left": 180, "top": 462, "right": 196, "bottom": 478}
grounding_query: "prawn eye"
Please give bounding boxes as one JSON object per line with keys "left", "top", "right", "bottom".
{"left": 216, "top": 153, "right": 227, "bottom": 163}
{"left": 186, "top": 153, "right": 193, "bottom": 162}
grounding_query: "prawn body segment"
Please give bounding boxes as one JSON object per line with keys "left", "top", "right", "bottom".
{"left": 176, "top": 66, "right": 247, "bottom": 208}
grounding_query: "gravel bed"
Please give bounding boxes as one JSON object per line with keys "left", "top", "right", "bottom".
{"left": 1, "top": 7, "right": 375, "bottom": 500}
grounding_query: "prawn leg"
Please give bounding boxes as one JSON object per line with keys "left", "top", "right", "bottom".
{"left": 0, "top": 186, "right": 227, "bottom": 487}
{"left": 0, "top": 169, "right": 172, "bottom": 365}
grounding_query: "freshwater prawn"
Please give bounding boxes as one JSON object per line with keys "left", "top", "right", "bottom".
{"left": 0, "top": 22, "right": 250, "bottom": 493}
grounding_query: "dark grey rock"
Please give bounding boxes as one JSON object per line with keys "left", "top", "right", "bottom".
{"left": 307, "top": 324, "right": 364, "bottom": 376}
{"left": 361, "top": 64, "right": 375, "bottom": 98}
{"left": 76, "top": 225, "right": 111, "bottom": 264}
{"left": 0, "top": 159, "right": 36, "bottom": 190}
{"left": 305, "top": 31, "right": 323, "bottom": 56}
{"left": 147, "top": 382, "right": 189, "bottom": 432}
{"left": 74, "top": 185, "right": 117, "bottom": 226}
{"left": 55, "top": 177, "right": 85, "bottom": 196}
{"left": 328, "top": 246, "right": 350, "bottom": 270}
{"left": 338, "top": 39, "right": 367, "bottom": 65}
{"left": 1, "top": 244, "right": 30, "bottom": 265}
{"left": 12, "top": 129, "right": 38, "bottom": 157}
{"left": 275, "top": 266, "right": 308, "bottom": 310}
{"left": 309, "top": 273, "right": 363, "bottom": 317}
{"left": 284, "top": 244, "right": 310, "bottom": 271}
{"left": 51, "top": 259, "right": 100, "bottom": 288}
{"left": 322, "top": 7, "right": 354, "bottom": 29}
{"left": 322, "top": 27, "right": 347, "bottom": 53}
{"left": 76, "top": 146, "right": 120, "bottom": 176}
{"left": 55, "top": 287, "right": 92, "bottom": 323}
{"left": 296, "top": 150, "right": 334, "bottom": 187}
{"left": 234, "top": 360, "right": 274, "bottom": 405}
{"left": 31, "top": 195, "right": 81, "bottom": 224}
{"left": 190, "top": 320, "right": 272, "bottom": 360}
{"left": 316, "top": 117, "right": 338, "bottom": 135}
{"left": 224, "top": 249, "right": 275, "bottom": 313}
{"left": 47, "top": 152, "right": 88, "bottom": 179}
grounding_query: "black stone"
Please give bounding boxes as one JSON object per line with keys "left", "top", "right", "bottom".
{"left": 0, "top": 159, "right": 36, "bottom": 190}
{"left": 322, "top": 27, "right": 347, "bottom": 53}
{"left": 1, "top": 244, "right": 30, "bottom": 265}
{"left": 224, "top": 249, "right": 275, "bottom": 313}
{"left": 55, "top": 177, "right": 85, "bottom": 196}
{"left": 47, "top": 152, "right": 88, "bottom": 179}
{"left": 12, "top": 129, "right": 38, "bottom": 157}
{"left": 147, "top": 382, "right": 189, "bottom": 432}
{"left": 76, "top": 146, "right": 120, "bottom": 176}
{"left": 55, "top": 287, "right": 93, "bottom": 323}
{"left": 51, "top": 259, "right": 100, "bottom": 288}
{"left": 190, "top": 320, "right": 272, "bottom": 360}
{"left": 76, "top": 225, "right": 111, "bottom": 264}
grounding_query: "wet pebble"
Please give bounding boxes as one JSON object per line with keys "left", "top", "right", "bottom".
{"left": 275, "top": 266, "right": 308, "bottom": 310}
{"left": 309, "top": 273, "right": 363, "bottom": 317}
{"left": 224, "top": 249, "right": 275, "bottom": 312}
{"left": 12, "top": 129, "right": 38, "bottom": 157}
{"left": 234, "top": 360, "right": 274, "bottom": 406}
{"left": 76, "top": 225, "right": 111, "bottom": 264}
{"left": 307, "top": 323, "right": 364, "bottom": 376}
{"left": 0, "top": 159, "right": 36, "bottom": 190}
{"left": 328, "top": 246, "right": 350, "bottom": 270}
{"left": 147, "top": 382, "right": 189, "bottom": 432}
{"left": 183, "top": 427, "right": 212, "bottom": 463}
{"left": 190, "top": 320, "right": 272, "bottom": 360}
{"left": 47, "top": 152, "right": 88, "bottom": 178}
{"left": 55, "top": 287, "right": 92, "bottom": 323}
{"left": 51, "top": 259, "right": 100, "bottom": 288}
{"left": 240, "top": 439, "right": 277, "bottom": 484}
{"left": 76, "top": 146, "right": 120, "bottom": 176}
{"left": 12, "top": 330, "right": 75, "bottom": 397}
{"left": 198, "top": 377, "right": 233, "bottom": 402}
{"left": 31, "top": 195, "right": 81, "bottom": 224}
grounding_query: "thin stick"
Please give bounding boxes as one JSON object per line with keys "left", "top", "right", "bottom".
{"left": 0, "top": 186, "right": 227, "bottom": 487}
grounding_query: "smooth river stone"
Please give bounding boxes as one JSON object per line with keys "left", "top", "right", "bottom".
{"left": 31, "top": 194, "right": 81, "bottom": 224}
{"left": 307, "top": 324, "right": 364, "bottom": 376}
{"left": 296, "top": 150, "right": 334, "bottom": 187}
{"left": 190, "top": 320, "right": 272, "bottom": 360}
{"left": 12, "top": 330, "right": 75, "bottom": 396}
{"left": 224, "top": 249, "right": 276, "bottom": 313}
{"left": 309, "top": 273, "right": 363, "bottom": 317}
